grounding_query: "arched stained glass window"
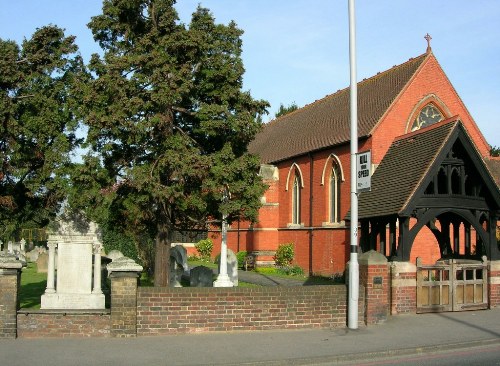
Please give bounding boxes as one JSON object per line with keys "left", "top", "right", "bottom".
{"left": 329, "top": 165, "right": 341, "bottom": 223}
{"left": 292, "top": 174, "right": 301, "bottom": 225}
{"left": 411, "top": 103, "right": 444, "bottom": 132}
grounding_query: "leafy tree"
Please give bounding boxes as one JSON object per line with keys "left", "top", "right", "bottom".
{"left": 490, "top": 145, "right": 500, "bottom": 157}
{"left": 275, "top": 102, "right": 298, "bottom": 118}
{"left": 75, "top": 0, "right": 269, "bottom": 286}
{"left": 0, "top": 26, "right": 83, "bottom": 241}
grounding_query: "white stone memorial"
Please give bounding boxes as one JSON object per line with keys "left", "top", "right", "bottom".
{"left": 41, "top": 217, "right": 105, "bottom": 309}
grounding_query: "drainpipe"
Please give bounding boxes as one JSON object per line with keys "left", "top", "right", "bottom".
{"left": 309, "top": 153, "right": 314, "bottom": 275}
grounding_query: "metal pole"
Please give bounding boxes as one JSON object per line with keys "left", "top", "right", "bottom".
{"left": 348, "top": 0, "right": 359, "bottom": 330}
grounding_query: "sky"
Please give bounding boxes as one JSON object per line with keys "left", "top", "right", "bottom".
{"left": 1, "top": 0, "right": 499, "bottom": 146}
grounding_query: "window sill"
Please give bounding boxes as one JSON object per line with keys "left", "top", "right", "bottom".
{"left": 321, "top": 221, "right": 346, "bottom": 228}
{"left": 287, "top": 223, "right": 305, "bottom": 229}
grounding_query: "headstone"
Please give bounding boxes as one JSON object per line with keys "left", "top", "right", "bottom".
{"left": 190, "top": 266, "right": 214, "bottom": 287}
{"left": 7, "top": 241, "right": 13, "bottom": 254}
{"left": 26, "top": 249, "right": 40, "bottom": 262}
{"left": 171, "top": 245, "right": 189, "bottom": 274}
{"left": 20, "top": 238, "right": 26, "bottom": 253}
{"left": 217, "top": 249, "right": 238, "bottom": 286}
{"left": 169, "top": 245, "right": 189, "bottom": 287}
{"left": 36, "top": 252, "right": 49, "bottom": 273}
{"left": 41, "top": 215, "right": 105, "bottom": 309}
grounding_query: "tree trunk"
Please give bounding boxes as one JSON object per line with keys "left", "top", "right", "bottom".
{"left": 154, "top": 223, "right": 171, "bottom": 287}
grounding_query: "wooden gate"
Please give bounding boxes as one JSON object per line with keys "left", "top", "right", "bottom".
{"left": 416, "top": 256, "right": 488, "bottom": 313}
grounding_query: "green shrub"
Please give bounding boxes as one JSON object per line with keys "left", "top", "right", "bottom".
{"left": 236, "top": 251, "right": 248, "bottom": 268}
{"left": 277, "top": 265, "right": 304, "bottom": 276}
{"left": 274, "top": 242, "right": 294, "bottom": 267}
{"left": 195, "top": 238, "right": 213, "bottom": 261}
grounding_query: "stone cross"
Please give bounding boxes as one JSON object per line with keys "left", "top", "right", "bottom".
{"left": 424, "top": 33, "right": 432, "bottom": 53}
{"left": 20, "top": 238, "right": 26, "bottom": 253}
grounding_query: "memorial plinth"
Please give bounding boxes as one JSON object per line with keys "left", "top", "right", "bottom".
{"left": 41, "top": 219, "right": 105, "bottom": 310}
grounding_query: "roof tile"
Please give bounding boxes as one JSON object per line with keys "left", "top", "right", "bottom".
{"left": 249, "top": 53, "right": 429, "bottom": 163}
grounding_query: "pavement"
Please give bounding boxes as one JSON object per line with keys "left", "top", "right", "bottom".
{"left": 2, "top": 307, "right": 500, "bottom": 365}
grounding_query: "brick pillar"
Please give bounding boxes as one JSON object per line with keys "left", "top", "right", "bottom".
{"left": 489, "top": 260, "right": 500, "bottom": 308}
{"left": 390, "top": 261, "right": 417, "bottom": 314}
{"left": 252, "top": 164, "right": 280, "bottom": 266}
{"left": 107, "top": 257, "right": 143, "bottom": 338}
{"left": 359, "top": 250, "right": 389, "bottom": 325}
{"left": 0, "top": 253, "right": 23, "bottom": 338}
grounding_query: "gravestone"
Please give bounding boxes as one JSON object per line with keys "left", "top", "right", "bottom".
{"left": 41, "top": 215, "right": 105, "bottom": 309}
{"left": 169, "top": 245, "right": 189, "bottom": 287}
{"left": 26, "top": 248, "right": 41, "bottom": 263}
{"left": 36, "top": 252, "right": 49, "bottom": 273}
{"left": 19, "top": 238, "right": 26, "bottom": 253}
{"left": 7, "top": 241, "right": 13, "bottom": 254}
{"left": 217, "top": 249, "right": 238, "bottom": 286}
{"left": 190, "top": 266, "right": 214, "bottom": 287}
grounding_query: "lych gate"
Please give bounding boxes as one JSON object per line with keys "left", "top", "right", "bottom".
{"left": 357, "top": 120, "right": 500, "bottom": 311}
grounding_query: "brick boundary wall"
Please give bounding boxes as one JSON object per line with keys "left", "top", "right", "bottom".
{"left": 137, "top": 285, "right": 362, "bottom": 336}
{"left": 17, "top": 310, "right": 110, "bottom": 338}
{"left": 390, "top": 262, "right": 417, "bottom": 314}
{"left": 0, "top": 269, "right": 20, "bottom": 339}
{"left": 489, "top": 260, "right": 500, "bottom": 308}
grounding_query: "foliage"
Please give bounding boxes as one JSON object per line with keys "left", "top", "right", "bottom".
{"left": 277, "top": 265, "right": 304, "bottom": 276}
{"left": 71, "top": 0, "right": 269, "bottom": 286}
{"left": 100, "top": 223, "right": 138, "bottom": 261}
{"left": 195, "top": 238, "right": 213, "bottom": 261}
{"left": 273, "top": 242, "right": 295, "bottom": 267}
{"left": 275, "top": 102, "right": 298, "bottom": 118}
{"left": 491, "top": 146, "right": 500, "bottom": 157}
{"left": 236, "top": 250, "right": 247, "bottom": 268}
{"left": 0, "top": 26, "right": 84, "bottom": 241}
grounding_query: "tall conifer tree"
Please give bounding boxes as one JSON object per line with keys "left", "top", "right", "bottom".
{"left": 0, "top": 26, "right": 83, "bottom": 240}
{"left": 79, "top": 0, "right": 268, "bottom": 285}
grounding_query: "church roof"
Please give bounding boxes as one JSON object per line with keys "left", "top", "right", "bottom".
{"left": 357, "top": 119, "right": 500, "bottom": 219}
{"left": 249, "top": 53, "right": 429, "bottom": 164}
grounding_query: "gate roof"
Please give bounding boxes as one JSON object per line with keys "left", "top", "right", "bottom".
{"left": 357, "top": 119, "right": 500, "bottom": 219}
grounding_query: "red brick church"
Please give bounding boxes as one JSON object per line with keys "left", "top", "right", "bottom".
{"left": 210, "top": 43, "right": 500, "bottom": 276}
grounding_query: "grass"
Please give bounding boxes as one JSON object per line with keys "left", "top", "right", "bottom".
{"left": 19, "top": 262, "right": 47, "bottom": 309}
{"left": 18, "top": 259, "right": 341, "bottom": 308}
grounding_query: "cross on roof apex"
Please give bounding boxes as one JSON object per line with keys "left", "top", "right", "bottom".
{"left": 424, "top": 33, "right": 432, "bottom": 53}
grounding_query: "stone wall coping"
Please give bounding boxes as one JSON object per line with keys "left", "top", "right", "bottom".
{"left": 390, "top": 261, "right": 417, "bottom": 274}
{"left": 18, "top": 309, "right": 110, "bottom": 315}
{"left": 358, "top": 250, "right": 388, "bottom": 265}
{"left": 0, "top": 252, "right": 23, "bottom": 269}
{"left": 107, "top": 256, "right": 143, "bottom": 275}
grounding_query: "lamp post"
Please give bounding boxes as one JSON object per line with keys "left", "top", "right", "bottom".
{"left": 348, "top": 0, "right": 359, "bottom": 330}
{"left": 214, "top": 185, "right": 233, "bottom": 287}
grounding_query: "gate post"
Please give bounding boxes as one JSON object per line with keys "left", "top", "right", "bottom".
{"left": 107, "top": 257, "right": 143, "bottom": 337}
{"left": 489, "top": 259, "right": 500, "bottom": 308}
{"left": 359, "top": 250, "right": 389, "bottom": 324}
{"left": 0, "top": 253, "right": 23, "bottom": 339}
{"left": 390, "top": 261, "right": 417, "bottom": 314}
